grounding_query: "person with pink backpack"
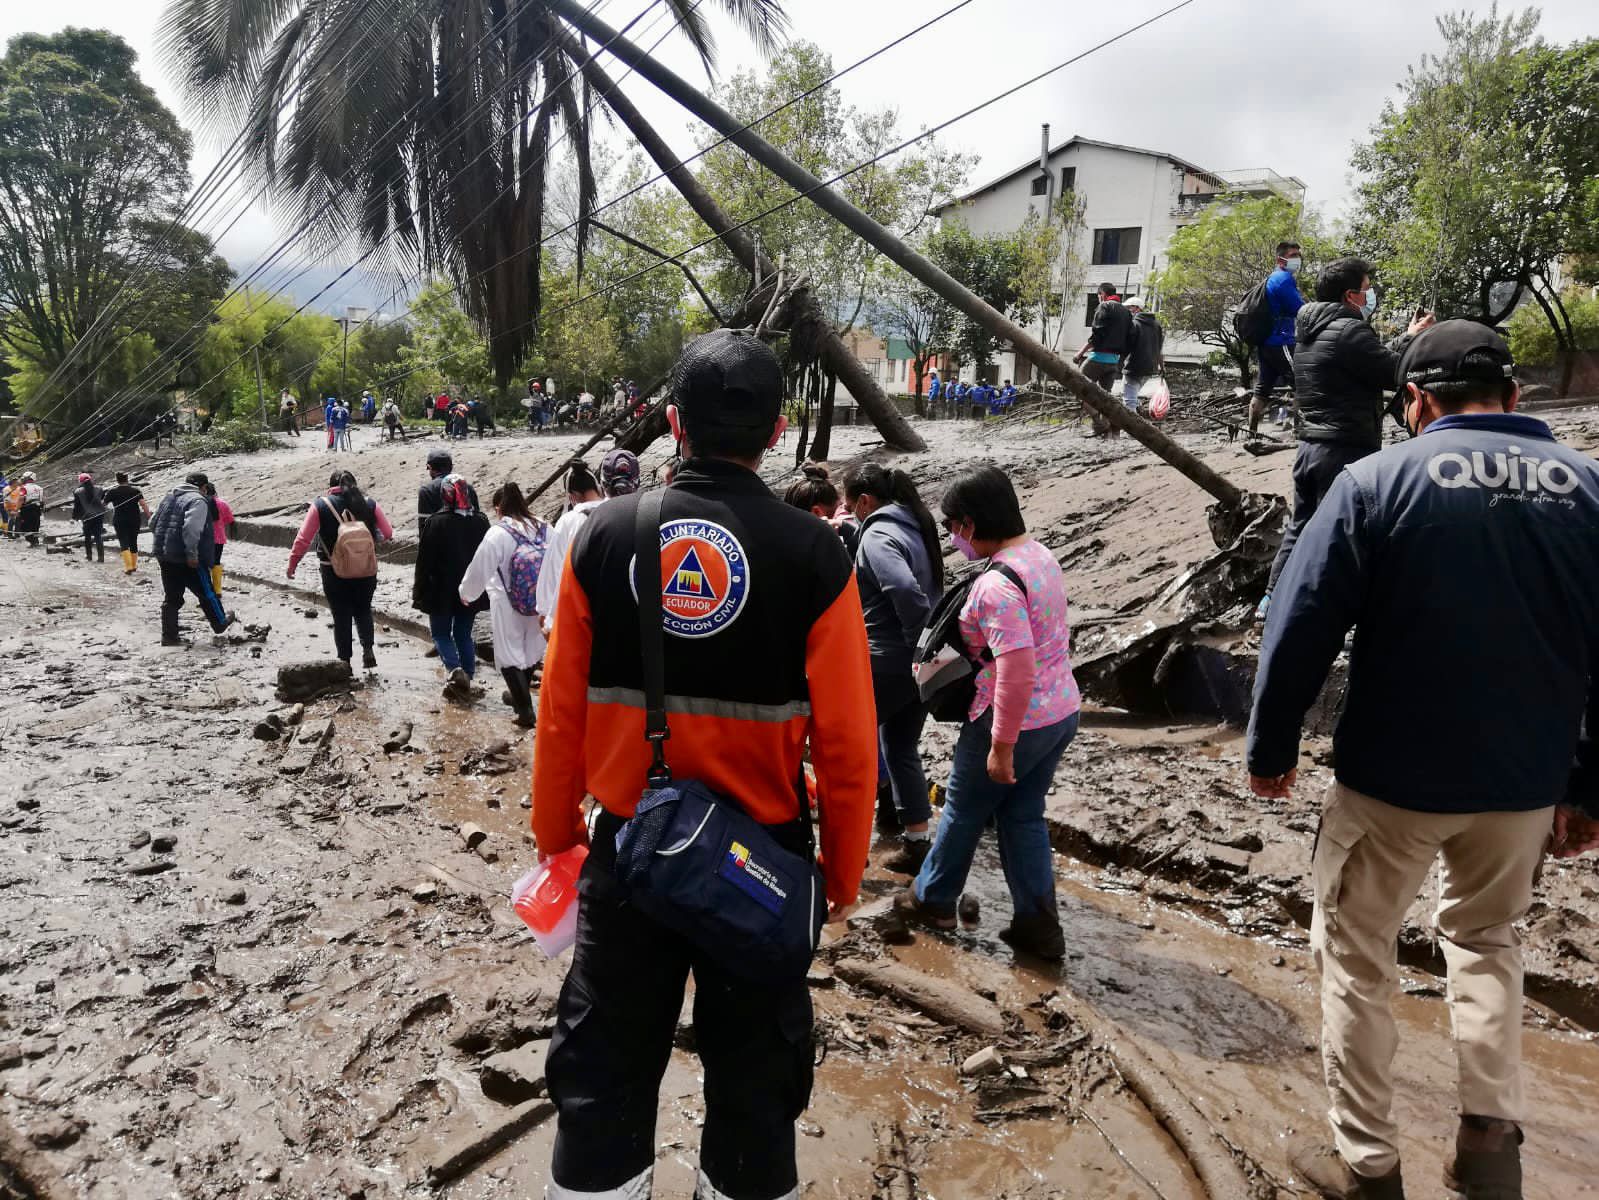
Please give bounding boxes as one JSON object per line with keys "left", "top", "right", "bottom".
{"left": 287, "top": 470, "right": 394, "bottom": 669}
{"left": 458, "top": 481, "right": 548, "bottom": 728}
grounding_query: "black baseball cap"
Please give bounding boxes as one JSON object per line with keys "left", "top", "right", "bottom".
{"left": 670, "top": 329, "right": 784, "bottom": 431}
{"left": 426, "top": 448, "right": 453, "bottom": 471}
{"left": 1396, "top": 320, "right": 1515, "bottom": 392}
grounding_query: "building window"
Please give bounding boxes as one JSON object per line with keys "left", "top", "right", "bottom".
{"left": 1029, "top": 174, "right": 1049, "bottom": 196}
{"left": 1091, "top": 227, "right": 1142, "bottom": 265}
{"left": 1060, "top": 167, "right": 1076, "bottom": 195}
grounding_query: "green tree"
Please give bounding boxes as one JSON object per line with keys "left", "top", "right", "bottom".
{"left": 190, "top": 290, "right": 340, "bottom": 420}
{"left": 1153, "top": 194, "right": 1333, "bottom": 385}
{"left": 346, "top": 317, "right": 415, "bottom": 399}
{"left": 695, "top": 42, "right": 970, "bottom": 333}
{"left": 159, "top": 0, "right": 789, "bottom": 388}
{"left": 0, "top": 29, "right": 206, "bottom": 427}
{"left": 396, "top": 279, "right": 493, "bottom": 402}
{"left": 1507, "top": 289, "right": 1599, "bottom": 365}
{"left": 1350, "top": 9, "right": 1598, "bottom": 387}
{"left": 914, "top": 223, "right": 1040, "bottom": 374}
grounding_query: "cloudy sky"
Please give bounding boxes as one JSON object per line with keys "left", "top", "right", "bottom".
{"left": 5, "top": 0, "right": 1593, "bottom": 311}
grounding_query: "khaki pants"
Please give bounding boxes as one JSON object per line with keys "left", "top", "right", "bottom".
{"left": 1311, "top": 782, "right": 1551, "bottom": 1176}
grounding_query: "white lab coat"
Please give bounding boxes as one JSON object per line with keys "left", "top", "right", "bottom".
{"left": 458, "top": 516, "right": 548, "bottom": 670}
{"left": 536, "top": 499, "right": 607, "bottom": 626}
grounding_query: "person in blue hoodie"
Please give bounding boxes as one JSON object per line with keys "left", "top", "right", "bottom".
{"left": 844, "top": 463, "right": 946, "bottom": 875}
{"left": 1247, "top": 321, "right": 1599, "bottom": 1200}
{"left": 927, "top": 370, "right": 942, "bottom": 415}
{"left": 1250, "top": 241, "right": 1306, "bottom": 436}
{"left": 953, "top": 379, "right": 969, "bottom": 415}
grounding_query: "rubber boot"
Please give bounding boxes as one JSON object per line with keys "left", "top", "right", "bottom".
{"left": 85, "top": 542, "right": 94, "bottom": 561}
{"left": 999, "top": 897, "right": 1067, "bottom": 961}
{"left": 96, "top": 542, "right": 104, "bottom": 563}
{"left": 211, "top": 565, "right": 224, "bottom": 594}
{"left": 1444, "top": 1116, "right": 1521, "bottom": 1199}
{"left": 502, "top": 666, "right": 535, "bottom": 728}
{"left": 129, "top": 550, "right": 139, "bottom": 573}
{"left": 119, "top": 550, "right": 131, "bottom": 573}
{"left": 161, "top": 604, "right": 184, "bottom": 646}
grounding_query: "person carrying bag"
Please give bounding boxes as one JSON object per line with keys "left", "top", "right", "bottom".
{"left": 613, "top": 490, "right": 826, "bottom": 981}
{"left": 530, "top": 328, "right": 877, "bottom": 1200}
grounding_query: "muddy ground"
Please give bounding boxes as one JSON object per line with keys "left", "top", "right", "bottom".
{"left": 5, "top": 407, "right": 1599, "bottom": 1199}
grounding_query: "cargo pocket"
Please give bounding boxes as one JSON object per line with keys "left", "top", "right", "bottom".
{"left": 1312, "top": 788, "right": 1367, "bottom": 919}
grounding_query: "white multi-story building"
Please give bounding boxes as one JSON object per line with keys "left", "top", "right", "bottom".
{"left": 933, "top": 132, "right": 1305, "bottom": 379}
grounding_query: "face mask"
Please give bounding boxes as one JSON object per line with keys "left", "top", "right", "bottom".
{"left": 1359, "top": 287, "right": 1377, "bottom": 319}
{"left": 950, "top": 529, "right": 981, "bottom": 561}
{"left": 1283, "top": 256, "right": 1303, "bottom": 275}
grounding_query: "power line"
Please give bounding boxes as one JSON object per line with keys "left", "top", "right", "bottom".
{"left": 23, "top": 0, "right": 598, "bottom": 437}
{"left": 354, "top": 0, "right": 1207, "bottom": 395}
{"left": 21, "top": 0, "right": 409, "bottom": 419}
{"left": 78, "top": 0, "right": 983, "bottom": 454}
{"left": 62, "top": 0, "right": 682, "bottom": 465}
{"left": 43, "top": 0, "right": 654, "bottom": 460}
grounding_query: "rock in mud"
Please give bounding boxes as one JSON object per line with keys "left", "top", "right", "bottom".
{"left": 275, "top": 660, "right": 354, "bottom": 703}
{"left": 125, "top": 860, "right": 176, "bottom": 877}
{"left": 458, "top": 823, "right": 488, "bottom": 851}
{"left": 27, "top": 1115, "right": 84, "bottom": 1149}
{"left": 382, "top": 720, "right": 413, "bottom": 754}
{"left": 129, "top": 831, "right": 151, "bottom": 849}
{"left": 961, "top": 1046, "right": 1006, "bottom": 1078}
{"left": 150, "top": 833, "right": 177, "bottom": 853}
{"left": 252, "top": 713, "right": 285, "bottom": 741}
{"left": 480, "top": 1040, "right": 550, "bottom": 1104}
{"left": 279, "top": 718, "right": 336, "bottom": 775}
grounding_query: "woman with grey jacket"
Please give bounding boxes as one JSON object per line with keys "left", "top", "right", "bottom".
{"left": 845, "top": 464, "right": 945, "bottom": 874}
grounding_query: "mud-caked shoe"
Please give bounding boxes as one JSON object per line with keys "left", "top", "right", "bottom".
{"left": 998, "top": 911, "right": 1066, "bottom": 961}
{"left": 1289, "top": 1138, "right": 1405, "bottom": 1199}
{"left": 1444, "top": 1116, "right": 1522, "bottom": 1200}
{"left": 891, "top": 885, "right": 956, "bottom": 931}
{"left": 361, "top": 647, "right": 378, "bottom": 670}
{"left": 443, "top": 668, "right": 475, "bottom": 705}
{"left": 879, "top": 837, "right": 931, "bottom": 876}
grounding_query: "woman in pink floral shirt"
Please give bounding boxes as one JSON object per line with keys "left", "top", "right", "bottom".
{"left": 895, "top": 466, "right": 1080, "bottom": 959}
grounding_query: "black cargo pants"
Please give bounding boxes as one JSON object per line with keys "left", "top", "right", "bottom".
{"left": 546, "top": 810, "right": 814, "bottom": 1200}
{"left": 1265, "top": 439, "right": 1373, "bottom": 593}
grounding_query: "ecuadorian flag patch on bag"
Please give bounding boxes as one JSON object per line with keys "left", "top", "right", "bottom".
{"left": 717, "top": 839, "right": 788, "bottom": 915}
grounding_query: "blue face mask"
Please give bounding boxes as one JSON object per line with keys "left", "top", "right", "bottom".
{"left": 1283, "top": 256, "right": 1303, "bottom": 274}
{"left": 1359, "top": 287, "right": 1377, "bottom": 319}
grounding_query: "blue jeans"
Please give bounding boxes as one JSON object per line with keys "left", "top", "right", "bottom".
{"left": 914, "top": 709, "right": 1079, "bottom": 917}
{"left": 429, "top": 609, "right": 477, "bottom": 677}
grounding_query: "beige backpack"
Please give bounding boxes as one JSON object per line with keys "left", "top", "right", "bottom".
{"left": 321, "top": 500, "right": 378, "bottom": 578}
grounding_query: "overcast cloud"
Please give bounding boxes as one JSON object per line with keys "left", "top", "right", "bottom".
{"left": 4, "top": 0, "right": 1594, "bottom": 310}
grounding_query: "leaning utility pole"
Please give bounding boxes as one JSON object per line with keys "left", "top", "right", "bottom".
{"left": 563, "top": 31, "right": 926, "bottom": 454}
{"left": 551, "top": 0, "right": 1245, "bottom": 512}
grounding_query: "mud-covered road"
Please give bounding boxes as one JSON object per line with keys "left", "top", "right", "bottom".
{"left": 5, "top": 411, "right": 1599, "bottom": 1199}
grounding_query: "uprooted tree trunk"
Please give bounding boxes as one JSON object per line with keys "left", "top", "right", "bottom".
{"left": 554, "top": 0, "right": 1248, "bottom": 525}
{"left": 570, "top": 38, "right": 925, "bottom": 454}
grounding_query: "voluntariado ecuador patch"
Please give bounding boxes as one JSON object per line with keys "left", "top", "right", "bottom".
{"left": 655, "top": 518, "right": 750, "bottom": 639}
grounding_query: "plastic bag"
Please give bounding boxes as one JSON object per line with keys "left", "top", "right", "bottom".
{"left": 1149, "top": 379, "right": 1172, "bottom": 420}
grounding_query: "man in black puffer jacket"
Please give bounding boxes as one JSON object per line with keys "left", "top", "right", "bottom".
{"left": 1258, "top": 258, "right": 1433, "bottom": 617}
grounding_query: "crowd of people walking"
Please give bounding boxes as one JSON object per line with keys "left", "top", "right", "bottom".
{"left": 5, "top": 248, "right": 1596, "bottom": 1200}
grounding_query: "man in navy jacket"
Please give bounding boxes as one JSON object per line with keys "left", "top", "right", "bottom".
{"left": 1247, "top": 321, "right": 1599, "bottom": 1200}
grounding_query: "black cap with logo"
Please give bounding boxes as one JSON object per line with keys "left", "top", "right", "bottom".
{"left": 670, "top": 329, "right": 784, "bottom": 431}
{"left": 1396, "top": 320, "right": 1515, "bottom": 392}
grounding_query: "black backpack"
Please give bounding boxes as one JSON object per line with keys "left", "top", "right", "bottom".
{"left": 1231, "top": 279, "right": 1274, "bottom": 347}
{"left": 913, "top": 562, "right": 1028, "bottom": 724}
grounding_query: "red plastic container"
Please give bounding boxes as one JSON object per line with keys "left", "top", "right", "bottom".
{"left": 511, "top": 844, "right": 589, "bottom": 957}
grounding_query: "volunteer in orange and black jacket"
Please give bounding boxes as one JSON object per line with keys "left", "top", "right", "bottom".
{"left": 532, "top": 329, "right": 877, "bottom": 1200}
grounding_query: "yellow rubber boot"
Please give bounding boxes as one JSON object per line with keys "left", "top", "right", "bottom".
{"left": 120, "top": 550, "right": 132, "bottom": 573}
{"left": 211, "top": 565, "right": 224, "bottom": 594}
{"left": 129, "top": 550, "right": 138, "bottom": 573}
